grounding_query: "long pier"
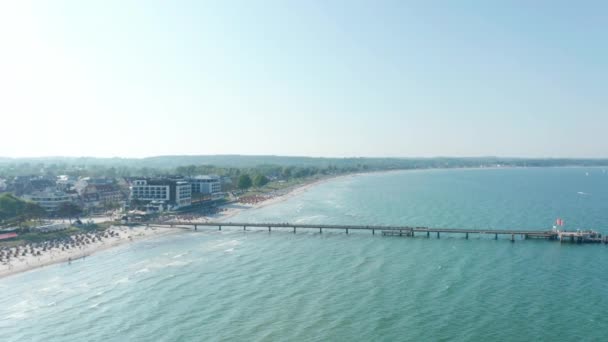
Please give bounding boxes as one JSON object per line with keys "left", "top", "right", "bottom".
{"left": 143, "top": 221, "right": 608, "bottom": 244}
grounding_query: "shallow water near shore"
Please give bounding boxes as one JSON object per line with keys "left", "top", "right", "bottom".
{"left": 1, "top": 168, "right": 608, "bottom": 341}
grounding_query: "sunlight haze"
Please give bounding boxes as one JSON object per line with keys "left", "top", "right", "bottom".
{"left": 1, "top": 1, "right": 606, "bottom": 158}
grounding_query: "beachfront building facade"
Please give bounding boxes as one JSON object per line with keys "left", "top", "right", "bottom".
{"left": 130, "top": 179, "right": 192, "bottom": 210}
{"left": 190, "top": 175, "right": 221, "bottom": 194}
{"left": 56, "top": 175, "right": 78, "bottom": 191}
{"left": 72, "top": 177, "right": 126, "bottom": 211}
{"left": 23, "top": 190, "right": 74, "bottom": 212}
{"left": 9, "top": 176, "right": 56, "bottom": 196}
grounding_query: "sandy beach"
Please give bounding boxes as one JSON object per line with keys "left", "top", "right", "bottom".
{"left": 0, "top": 225, "right": 183, "bottom": 279}
{"left": 207, "top": 174, "right": 349, "bottom": 221}
{"left": 0, "top": 174, "right": 347, "bottom": 279}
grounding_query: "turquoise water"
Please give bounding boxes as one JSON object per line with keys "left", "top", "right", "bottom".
{"left": 1, "top": 168, "right": 608, "bottom": 341}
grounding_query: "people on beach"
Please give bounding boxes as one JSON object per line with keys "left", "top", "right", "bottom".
{"left": 0, "top": 229, "right": 123, "bottom": 274}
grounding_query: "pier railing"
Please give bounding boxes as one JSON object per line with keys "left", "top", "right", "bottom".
{"left": 141, "top": 221, "right": 607, "bottom": 244}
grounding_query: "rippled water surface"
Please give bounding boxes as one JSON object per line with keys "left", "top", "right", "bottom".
{"left": 1, "top": 168, "right": 608, "bottom": 341}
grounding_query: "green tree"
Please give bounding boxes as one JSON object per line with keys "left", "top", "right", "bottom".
{"left": 57, "top": 202, "right": 83, "bottom": 224}
{"left": 130, "top": 198, "right": 143, "bottom": 210}
{"left": 103, "top": 201, "right": 121, "bottom": 213}
{"left": 281, "top": 167, "right": 293, "bottom": 179}
{"left": 253, "top": 174, "right": 269, "bottom": 187}
{"left": 0, "top": 193, "right": 26, "bottom": 222}
{"left": 237, "top": 174, "right": 252, "bottom": 189}
{"left": 176, "top": 165, "right": 197, "bottom": 177}
{"left": 24, "top": 202, "right": 47, "bottom": 223}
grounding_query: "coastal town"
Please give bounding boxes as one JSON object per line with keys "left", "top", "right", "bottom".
{"left": 3, "top": 174, "right": 224, "bottom": 215}
{"left": 1, "top": 157, "right": 607, "bottom": 278}
{"left": 0, "top": 169, "right": 321, "bottom": 228}
{"left": 0, "top": 165, "right": 338, "bottom": 278}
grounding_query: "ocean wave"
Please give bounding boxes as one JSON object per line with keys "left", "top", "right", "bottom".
{"left": 173, "top": 252, "right": 189, "bottom": 259}
{"left": 7, "top": 300, "right": 38, "bottom": 320}
{"left": 114, "top": 277, "right": 130, "bottom": 285}
{"left": 166, "top": 260, "right": 192, "bottom": 267}
{"left": 293, "top": 215, "right": 326, "bottom": 224}
{"left": 201, "top": 239, "right": 242, "bottom": 252}
{"left": 135, "top": 268, "right": 150, "bottom": 274}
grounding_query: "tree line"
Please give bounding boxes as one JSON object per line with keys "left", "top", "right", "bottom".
{"left": 3, "top": 156, "right": 608, "bottom": 179}
{"left": 0, "top": 193, "right": 83, "bottom": 227}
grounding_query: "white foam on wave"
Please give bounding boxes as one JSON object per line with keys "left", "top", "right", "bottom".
{"left": 293, "top": 215, "right": 326, "bottom": 224}
{"left": 136, "top": 257, "right": 194, "bottom": 272}
{"left": 166, "top": 260, "right": 192, "bottom": 267}
{"left": 114, "top": 277, "right": 129, "bottom": 284}
{"left": 7, "top": 300, "right": 37, "bottom": 320}
{"left": 577, "top": 191, "right": 590, "bottom": 196}
{"left": 202, "top": 239, "right": 242, "bottom": 252}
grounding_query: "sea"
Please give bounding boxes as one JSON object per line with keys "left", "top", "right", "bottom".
{"left": 1, "top": 167, "right": 608, "bottom": 341}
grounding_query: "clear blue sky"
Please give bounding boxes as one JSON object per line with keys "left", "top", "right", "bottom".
{"left": 1, "top": 1, "right": 606, "bottom": 158}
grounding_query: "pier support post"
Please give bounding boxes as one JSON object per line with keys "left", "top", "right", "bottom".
{"left": 346, "top": 228, "right": 349, "bottom": 234}
{"left": 427, "top": 231, "right": 430, "bottom": 238}
{"left": 195, "top": 225, "right": 197, "bottom": 231}
{"left": 293, "top": 227, "right": 296, "bottom": 233}
{"left": 319, "top": 228, "right": 322, "bottom": 234}
{"left": 268, "top": 226, "right": 271, "bottom": 232}
{"left": 437, "top": 232, "right": 440, "bottom": 239}
{"left": 495, "top": 234, "right": 498, "bottom": 240}
{"left": 412, "top": 231, "right": 415, "bottom": 237}
{"left": 244, "top": 226, "right": 246, "bottom": 231}
{"left": 465, "top": 233, "right": 468, "bottom": 239}
{"left": 219, "top": 225, "right": 222, "bottom": 231}
{"left": 511, "top": 234, "right": 515, "bottom": 242}
{"left": 373, "top": 229, "right": 375, "bottom": 235}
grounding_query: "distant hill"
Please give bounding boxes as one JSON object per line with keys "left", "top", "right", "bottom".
{"left": 1, "top": 155, "right": 608, "bottom": 170}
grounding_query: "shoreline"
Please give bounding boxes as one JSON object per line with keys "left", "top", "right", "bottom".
{"left": 4, "top": 166, "right": 581, "bottom": 280}
{"left": 200, "top": 165, "right": 598, "bottom": 221}
{"left": 0, "top": 174, "right": 344, "bottom": 279}
{"left": 0, "top": 225, "right": 183, "bottom": 279}
{"left": 208, "top": 174, "right": 350, "bottom": 222}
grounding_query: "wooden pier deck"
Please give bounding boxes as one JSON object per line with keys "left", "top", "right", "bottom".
{"left": 142, "top": 221, "right": 608, "bottom": 244}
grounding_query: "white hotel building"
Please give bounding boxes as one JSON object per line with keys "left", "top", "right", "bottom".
{"left": 130, "top": 179, "right": 191, "bottom": 209}
{"left": 23, "top": 190, "right": 74, "bottom": 212}
{"left": 190, "top": 175, "right": 221, "bottom": 194}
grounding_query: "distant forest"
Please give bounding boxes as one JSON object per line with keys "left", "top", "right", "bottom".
{"left": 1, "top": 155, "right": 608, "bottom": 178}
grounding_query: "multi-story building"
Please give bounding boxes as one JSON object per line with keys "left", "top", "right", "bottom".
{"left": 10, "top": 176, "right": 55, "bottom": 196}
{"left": 23, "top": 190, "right": 74, "bottom": 212}
{"left": 190, "top": 175, "right": 221, "bottom": 194}
{"left": 56, "top": 175, "right": 78, "bottom": 191}
{"left": 75, "top": 177, "right": 125, "bottom": 210}
{"left": 79, "top": 184, "right": 125, "bottom": 210}
{"left": 130, "top": 179, "right": 191, "bottom": 210}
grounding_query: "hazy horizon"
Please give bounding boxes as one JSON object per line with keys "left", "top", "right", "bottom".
{"left": 2, "top": 153, "right": 608, "bottom": 161}
{"left": 1, "top": 1, "right": 606, "bottom": 158}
